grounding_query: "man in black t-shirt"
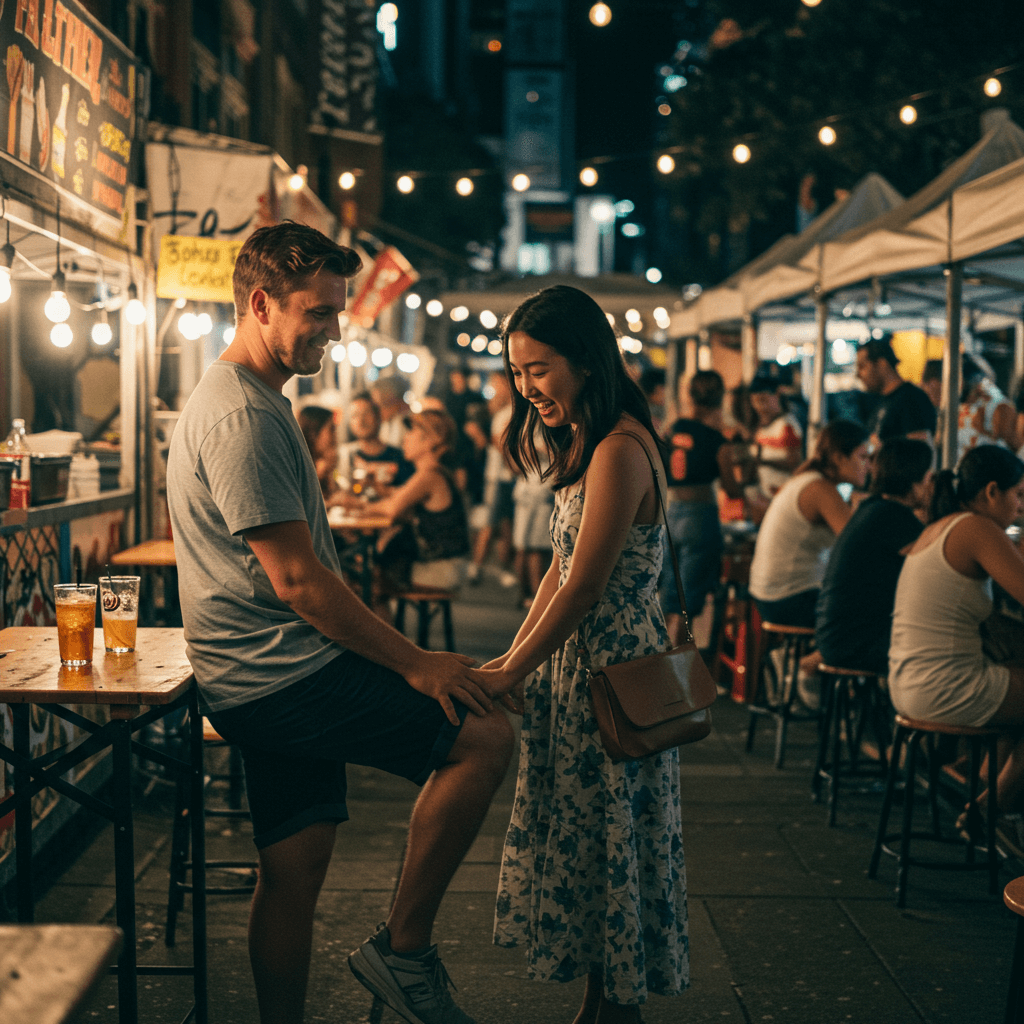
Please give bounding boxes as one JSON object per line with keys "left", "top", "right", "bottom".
{"left": 814, "top": 438, "right": 934, "bottom": 675}
{"left": 856, "top": 336, "right": 936, "bottom": 450}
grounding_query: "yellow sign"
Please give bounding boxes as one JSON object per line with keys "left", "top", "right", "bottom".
{"left": 156, "top": 235, "right": 242, "bottom": 302}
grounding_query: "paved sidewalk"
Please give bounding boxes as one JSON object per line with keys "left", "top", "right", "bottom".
{"left": 25, "top": 575, "right": 1024, "bottom": 1023}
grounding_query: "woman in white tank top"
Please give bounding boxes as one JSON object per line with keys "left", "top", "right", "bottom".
{"left": 889, "top": 445, "right": 1024, "bottom": 816}
{"left": 749, "top": 419, "right": 870, "bottom": 627}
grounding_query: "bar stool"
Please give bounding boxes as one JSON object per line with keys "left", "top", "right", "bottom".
{"left": 165, "top": 718, "right": 256, "bottom": 947}
{"left": 394, "top": 588, "right": 457, "bottom": 651}
{"left": 746, "top": 622, "right": 817, "bottom": 769}
{"left": 811, "top": 665, "right": 890, "bottom": 826}
{"left": 1004, "top": 875, "right": 1024, "bottom": 1024}
{"left": 868, "top": 714, "right": 1002, "bottom": 908}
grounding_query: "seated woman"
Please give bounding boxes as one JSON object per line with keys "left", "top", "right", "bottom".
{"left": 297, "top": 404, "right": 340, "bottom": 500}
{"left": 748, "top": 419, "right": 870, "bottom": 628}
{"left": 889, "top": 445, "right": 1024, "bottom": 817}
{"left": 336, "top": 408, "right": 470, "bottom": 592}
{"left": 815, "top": 438, "right": 933, "bottom": 676}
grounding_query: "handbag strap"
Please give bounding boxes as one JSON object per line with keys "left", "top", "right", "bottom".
{"left": 608, "top": 429, "right": 694, "bottom": 644}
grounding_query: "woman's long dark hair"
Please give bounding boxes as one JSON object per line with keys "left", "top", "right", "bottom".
{"left": 501, "top": 285, "right": 660, "bottom": 490}
{"left": 930, "top": 444, "right": 1024, "bottom": 520}
{"left": 795, "top": 419, "right": 867, "bottom": 482}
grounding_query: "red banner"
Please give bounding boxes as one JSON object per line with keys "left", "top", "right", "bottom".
{"left": 348, "top": 246, "right": 418, "bottom": 326}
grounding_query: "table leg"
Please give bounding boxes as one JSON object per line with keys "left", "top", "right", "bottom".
{"left": 110, "top": 710, "right": 138, "bottom": 1024}
{"left": 189, "top": 688, "right": 209, "bottom": 1024}
{"left": 13, "top": 704, "right": 33, "bottom": 922}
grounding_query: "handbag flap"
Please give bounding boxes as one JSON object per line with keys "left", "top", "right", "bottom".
{"left": 596, "top": 644, "right": 716, "bottom": 730}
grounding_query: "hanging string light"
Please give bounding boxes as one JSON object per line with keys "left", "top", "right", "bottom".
{"left": 589, "top": 3, "right": 612, "bottom": 28}
{"left": 44, "top": 204, "right": 70, "bottom": 323}
{"left": 456, "top": 177, "right": 474, "bottom": 196}
{"left": 397, "top": 175, "right": 415, "bottom": 194}
{"left": 511, "top": 173, "right": 530, "bottom": 192}
{"left": 91, "top": 308, "right": 112, "bottom": 345}
{"left": 732, "top": 143, "right": 751, "bottom": 164}
{"left": 656, "top": 154, "right": 675, "bottom": 174}
{"left": 338, "top": 171, "right": 357, "bottom": 190}
{"left": 0, "top": 207, "right": 14, "bottom": 305}
{"left": 899, "top": 104, "right": 918, "bottom": 124}
{"left": 580, "top": 166, "right": 598, "bottom": 187}
{"left": 818, "top": 125, "right": 837, "bottom": 145}
{"left": 125, "top": 282, "right": 147, "bottom": 325}
{"left": 984, "top": 77, "right": 1002, "bottom": 97}
{"left": 50, "top": 323, "right": 72, "bottom": 347}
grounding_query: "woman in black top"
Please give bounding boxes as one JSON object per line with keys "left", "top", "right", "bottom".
{"left": 662, "top": 371, "right": 745, "bottom": 645}
{"left": 814, "top": 438, "right": 933, "bottom": 674}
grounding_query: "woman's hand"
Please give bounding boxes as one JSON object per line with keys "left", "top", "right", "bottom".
{"left": 500, "top": 678, "right": 526, "bottom": 716}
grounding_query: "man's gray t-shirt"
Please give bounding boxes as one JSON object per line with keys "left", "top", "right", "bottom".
{"left": 166, "top": 361, "right": 344, "bottom": 711}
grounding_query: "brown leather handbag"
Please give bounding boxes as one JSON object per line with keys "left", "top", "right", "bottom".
{"left": 588, "top": 431, "right": 717, "bottom": 762}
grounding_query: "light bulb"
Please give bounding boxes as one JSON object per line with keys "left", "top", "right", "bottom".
{"left": 330, "top": 342, "right": 346, "bottom": 362}
{"left": 480, "top": 310, "right": 498, "bottom": 329}
{"left": 45, "top": 270, "right": 70, "bottom": 322}
{"left": 178, "top": 313, "right": 201, "bottom": 341}
{"left": 50, "top": 322, "right": 73, "bottom": 347}
{"left": 397, "top": 175, "right": 415, "bottom": 193}
{"left": 511, "top": 173, "right": 530, "bottom": 192}
{"left": 580, "top": 167, "right": 598, "bottom": 187}
{"left": 426, "top": 299, "right": 443, "bottom": 317}
{"left": 347, "top": 341, "right": 367, "bottom": 366}
{"left": 984, "top": 77, "right": 1002, "bottom": 98}
{"left": 589, "top": 3, "right": 612, "bottom": 27}
{"left": 405, "top": 293, "right": 422, "bottom": 309}
{"left": 289, "top": 173, "right": 304, "bottom": 191}
{"left": 657, "top": 154, "right": 675, "bottom": 174}
{"left": 818, "top": 125, "right": 837, "bottom": 145}
{"left": 91, "top": 317, "right": 112, "bottom": 345}
{"left": 371, "top": 347, "right": 393, "bottom": 367}
{"left": 125, "top": 282, "right": 146, "bottom": 324}
{"left": 196, "top": 312, "right": 213, "bottom": 336}
{"left": 732, "top": 143, "right": 751, "bottom": 164}
{"left": 456, "top": 177, "right": 474, "bottom": 196}
{"left": 646, "top": 267, "right": 663, "bottom": 284}
{"left": 450, "top": 305, "right": 469, "bottom": 322}
{"left": 396, "top": 352, "right": 420, "bottom": 373}
{"left": 339, "top": 171, "right": 356, "bottom": 190}
{"left": 223, "top": 325, "right": 236, "bottom": 344}
{"left": 899, "top": 104, "right": 917, "bottom": 125}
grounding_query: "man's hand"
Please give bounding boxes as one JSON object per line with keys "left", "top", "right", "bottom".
{"left": 404, "top": 651, "right": 496, "bottom": 725}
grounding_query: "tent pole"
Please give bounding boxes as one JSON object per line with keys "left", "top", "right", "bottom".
{"left": 741, "top": 314, "right": 758, "bottom": 383}
{"left": 941, "top": 263, "right": 963, "bottom": 470}
{"left": 1014, "top": 308, "right": 1024, "bottom": 396}
{"left": 808, "top": 291, "right": 828, "bottom": 456}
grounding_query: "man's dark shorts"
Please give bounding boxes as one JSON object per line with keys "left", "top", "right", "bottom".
{"left": 206, "top": 650, "right": 467, "bottom": 850}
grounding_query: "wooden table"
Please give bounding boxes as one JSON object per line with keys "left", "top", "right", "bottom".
{"left": 111, "top": 539, "right": 179, "bottom": 626}
{"left": 0, "top": 627, "right": 207, "bottom": 1024}
{"left": 0, "top": 924, "right": 122, "bottom": 1024}
{"left": 328, "top": 510, "right": 394, "bottom": 605}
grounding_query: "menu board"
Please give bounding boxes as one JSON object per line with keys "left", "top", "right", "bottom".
{"left": 0, "top": 0, "right": 141, "bottom": 241}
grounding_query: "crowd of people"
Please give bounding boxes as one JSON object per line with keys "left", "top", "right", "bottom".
{"left": 165, "top": 220, "right": 1024, "bottom": 1024}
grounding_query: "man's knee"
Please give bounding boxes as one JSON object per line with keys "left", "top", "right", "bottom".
{"left": 451, "top": 710, "right": 515, "bottom": 778}
{"left": 257, "top": 821, "right": 337, "bottom": 893}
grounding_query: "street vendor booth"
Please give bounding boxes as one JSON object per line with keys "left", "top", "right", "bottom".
{"left": 0, "top": 0, "right": 150, "bottom": 893}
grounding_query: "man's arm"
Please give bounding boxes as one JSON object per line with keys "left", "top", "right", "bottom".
{"left": 243, "top": 519, "right": 497, "bottom": 722}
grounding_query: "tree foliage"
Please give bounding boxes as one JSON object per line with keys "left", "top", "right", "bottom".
{"left": 663, "top": 0, "right": 1024, "bottom": 284}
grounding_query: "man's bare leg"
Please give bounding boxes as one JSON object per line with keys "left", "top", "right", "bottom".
{"left": 249, "top": 821, "right": 337, "bottom": 1024}
{"left": 386, "top": 710, "right": 514, "bottom": 952}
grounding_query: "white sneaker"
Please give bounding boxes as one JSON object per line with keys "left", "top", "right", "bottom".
{"left": 348, "top": 924, "right": 475, "bottom": 1024}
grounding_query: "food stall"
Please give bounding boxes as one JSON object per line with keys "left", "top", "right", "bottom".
{"left": 0, "top": 0, "right": 149, "bottom": 895}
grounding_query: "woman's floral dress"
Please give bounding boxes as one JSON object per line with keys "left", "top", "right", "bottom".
{"left": 494, "top": 477, "right": 689, "bottom": 1004}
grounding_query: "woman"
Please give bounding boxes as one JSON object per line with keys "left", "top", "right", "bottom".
{"left": 297, "top": 404, "right": 339, "bottom": 499}
{"left": 479, "top": 285, "right": 686, "bottom": 1024}
{"left": 889, "top": 445, "right": 1024, "bottom": 816}
{"left": 336, "top": 408, "right": 470, "bottom": 591}
{"left": 662, "top": 369, "right": 746, "bottom": 645}
{"left": 814, "top": 437, "right": 934, "bottom": 676}
{"left": 958, "top": 353, "right": 1021, "bottom": 455}
{"left": 748, "top": 419, "right": 870, "bottom": 628}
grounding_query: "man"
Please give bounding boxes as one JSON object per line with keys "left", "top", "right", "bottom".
{"left": 855, "top": 335, "right": 936, "bottom": 450}
{"left": 337, "top": 390, "right": 413, "bottom": 499}
{"left": 747, "top": 373, "right": 803, "bottom": 506}
{"left": 166, "top": 222, "right": 513, "bottom": 1024}
{"left": 371, "top": 375, "right": 412, "bottom": 447}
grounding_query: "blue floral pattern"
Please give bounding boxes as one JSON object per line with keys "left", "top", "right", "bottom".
{"left": 494, "top": 479, "right": 689, "bottom": 1004}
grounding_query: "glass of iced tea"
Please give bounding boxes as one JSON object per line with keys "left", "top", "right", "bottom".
{"left": 99, "top": 575, "right": 140, "bottom": 654}
{"left": 54, "top": 584, "right": 97, "bottom": 665}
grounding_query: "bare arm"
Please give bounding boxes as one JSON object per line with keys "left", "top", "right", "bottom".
{"left": 992, "top": 402, "right": 1022, "bottom": 450}
{"left": 797, "top": 477, "right": 854, "bottom": 535}
{"left": 479, "top": 434, "right": 652, "bottom": 690}
{"left": 362, "top": 468, "right": 437, "bottom": 519}
{"left": 716, "top": 443, "right": 747, "bottom": 500}
{"left": 953, "top": 516, "right": 1024, "bottom": 607}
{"left": 243, "top": 519, "right": 496, "bottom": 722}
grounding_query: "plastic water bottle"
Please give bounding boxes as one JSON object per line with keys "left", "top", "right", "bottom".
{"left": 2, "top": 419, "right": 31, "bottom": 508}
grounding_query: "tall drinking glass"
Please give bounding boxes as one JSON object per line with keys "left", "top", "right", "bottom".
{"left": 99, "top": 575, "right": 140, "bottom": 653}
{"left": 54, "top": 584, "right": 97, "bottom": 665}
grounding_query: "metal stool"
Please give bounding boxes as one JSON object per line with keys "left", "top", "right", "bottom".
{"left": 746, "top": 622, "right": 817, "bottom": 769}
{"left": 166, "top": 718, "right": 256, "bottom": 946}
{"left": 811, "top": 665, "right": 890, "bottom": 826}
{"left": 394, "top": 588, "right": 457, "bottom": 651}
{"left": 868, "top": 714, "right": 1002, "bottom": 908}
{"left": 1004, "top": 875, "right": 1024, "bottom": 1024}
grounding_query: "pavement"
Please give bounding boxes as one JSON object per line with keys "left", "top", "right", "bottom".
{"left": 21, "top": 568, "right": 1024, "bottom": 1023}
